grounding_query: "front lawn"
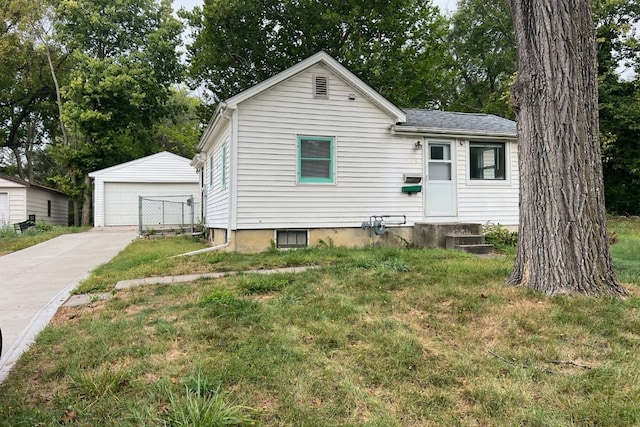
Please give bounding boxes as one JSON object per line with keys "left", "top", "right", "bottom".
{"left": 1, "top": 219, "right": 639, "bottom": 426}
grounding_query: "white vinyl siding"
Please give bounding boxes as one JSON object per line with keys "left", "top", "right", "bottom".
{"left": 0, "top": 192, "right": 9, "bottom": 225}
{"left": 455, "top": 141, "right": 519, "bottom": 225}
{"left": 233, "top": 63, "right": 423, "bottom": 229}
{"left": 204, "top": 133, "right": 231, "bottom": 229}
{"left": 196, "top": 59, "right": 519, "bottom": 234}
{"left": 0, "top": 177, "right": 68, "bottom": 225}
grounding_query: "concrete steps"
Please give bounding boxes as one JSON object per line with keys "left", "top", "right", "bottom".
{"left": 446, "top": 233, "right": 494, "bottom": 255}
{"left": 413, "top": 223, "right": 494, "bottom": 255}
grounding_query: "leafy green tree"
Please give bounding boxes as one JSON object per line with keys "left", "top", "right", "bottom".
{"left": 53, "top": 0, "right": 184, "bottom": 225}
{"left": 184, "top": 0, "right": 455, "bottom": 110}
{"left": 594, "top": 0, "right": 640, "bottom": 214}
{"left": 0, "top": 0, "right": 63, "bottom": 180}
{"left": 448, "top": 0, "right": 516, "bottom": 118}
{"left": 155, "top": 87, "right": 203, "bottom": 159}
{"left": 448, "top": 0, "right": 640, "bottom": 214}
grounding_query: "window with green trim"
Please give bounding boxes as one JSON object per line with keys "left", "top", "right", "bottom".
{"left": 208, "top": 154, "right": 214, "bottom": 187}
{"left": 221, "top": 145, "right": 227, "bottom": 189}
{"left": 298, "top": 136, "right": 334, "bottom": 183}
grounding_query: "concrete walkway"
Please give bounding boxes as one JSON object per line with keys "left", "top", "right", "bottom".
{"left": 63, "top": 266, "right": 321, "bottom": 307}
{"left": 0, "top": 228, "right": 137, "bottom": 383}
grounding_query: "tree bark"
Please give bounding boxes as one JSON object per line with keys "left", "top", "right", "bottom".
{"left": 81, "top": 174, "right": 92, "bottom": 226}
{"left": 71, "top": 173, "right": 80, "bottom": 226}
{"left": 507, "top": 0, "right": 627, "bottom": 296}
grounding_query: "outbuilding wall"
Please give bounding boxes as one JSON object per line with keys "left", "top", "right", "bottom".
{"left": 90, "top": 152, "right": 200, "bottom": 227}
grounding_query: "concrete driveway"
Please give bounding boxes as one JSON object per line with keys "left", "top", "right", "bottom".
{"left": 0, "top": 228, "right": 137, "bottom": 383}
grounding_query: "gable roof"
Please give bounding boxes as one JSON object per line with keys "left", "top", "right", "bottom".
{"left": 0, "top": 173, "right": 68, "bottom": 197}
{"left": 88, "top": 151, "right": 192, "bottom": 178}
{"left": 196, "top": 52, "right": 517, "bottom": 153}
{"left": 197, "top": 52, "right": 407, "bottom": 152}
{"left": 395, "top": 109, "right": 517, "bottom": 138}
{"left": 224, "top": 51, "right": 406, "bottom": 122}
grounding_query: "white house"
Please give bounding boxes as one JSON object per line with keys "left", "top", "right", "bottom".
{"left": 193, "top": 52, "right": 518, "bottom": 252}
{"left": 89, "top": 151, "right": 200, "bottom": 228}
{"left": 0, "top": 174, "right": 69, "bottom": 227}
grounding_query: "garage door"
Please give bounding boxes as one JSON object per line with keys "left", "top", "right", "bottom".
{"left": 103, "top": 182, "right": 197, "bottom": 226}
{"left": 0, "top": 192, "right": 8, "bottom": 225}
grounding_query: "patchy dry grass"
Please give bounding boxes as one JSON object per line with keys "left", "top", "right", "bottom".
{"left": 1, "top": 220, "right": 640, "bottom": 426}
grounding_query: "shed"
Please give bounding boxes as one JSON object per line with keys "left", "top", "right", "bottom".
{"left": 89, "top": 152, "right": 200, "bottom": 227}
{"left": 0, "top": 174, "right": 69, "bottom": 227}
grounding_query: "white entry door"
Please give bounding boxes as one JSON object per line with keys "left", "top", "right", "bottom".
{"left": 426, "top": 141, "right": 456, "bottom": 216}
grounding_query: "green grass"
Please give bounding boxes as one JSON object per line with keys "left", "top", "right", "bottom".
{"left": 1, "top": 220, "right": 640, "bottom": 426}
{"left": 73, "top": 236, "right": 210, "bottom": 293}
{"left": 608, "top": 217, "right": 640, "bottom": 285}
{"left": 0, "top": 225, "right": 88, "bottom": 255}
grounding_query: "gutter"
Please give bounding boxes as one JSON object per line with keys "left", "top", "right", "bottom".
{"left": 196, "top": 102, "right": 230, "bottom": 152}
{"left": 391, "top": 125, "right": 517, "bottom": 140}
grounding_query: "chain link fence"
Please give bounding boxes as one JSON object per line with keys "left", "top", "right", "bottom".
{"left": 138, "top": 195, "right": 200, "bottom": 235}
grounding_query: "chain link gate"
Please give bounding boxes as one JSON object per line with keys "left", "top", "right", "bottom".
{"left": 138, "top": 195, "right": 197, "bottom": 235}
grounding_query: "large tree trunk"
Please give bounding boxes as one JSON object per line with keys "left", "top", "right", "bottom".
{"left": 507, "top": 0, "right": 627, "bottom": 296}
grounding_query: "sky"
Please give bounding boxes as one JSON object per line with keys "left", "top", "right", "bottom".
{"left": 172, "top": 0, "right": 458, "bottom": 15}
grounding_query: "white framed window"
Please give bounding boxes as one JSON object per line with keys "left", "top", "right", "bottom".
{"left": 469, "top": 142, "right": 506, "bottom": 180}
{"left": 220, "top": 144, "right": 227, "bottom": 189}
{"left": 208, "top": 154, "right": 214, "bottom": 187}
{"left": 298, "top": 136, "right": 334, "bottom": 183}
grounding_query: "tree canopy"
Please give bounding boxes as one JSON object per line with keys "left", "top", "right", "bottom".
{"left": 595, "top": 0, "right": 640, "bottom": 214}
{"left": 52, "top": 0, "right": 192, "bottom": 224}
{"left": 184, "top": 0, "right": 456, "bottom": 109}
{"left": 448, "top": 0, "right": 516, "bottom": 118}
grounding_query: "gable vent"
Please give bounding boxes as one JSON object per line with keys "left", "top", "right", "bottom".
{"left": 313, "top": 74, "right": 328, "bottom": 98}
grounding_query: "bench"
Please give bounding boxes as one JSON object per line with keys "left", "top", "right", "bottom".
{"left": 13, "top": 215, "right": 36, "bottom": 234}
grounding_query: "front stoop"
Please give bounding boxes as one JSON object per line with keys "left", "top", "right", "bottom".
{"left": 413, "top": 223, "right": 495, "bottom": 254}
{"left": 445, "top": 234, "right": 494, "bottom": 255}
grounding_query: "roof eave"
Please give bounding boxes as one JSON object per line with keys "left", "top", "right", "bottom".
{"left": 196, "top": 102, "right": 233, "bottom": 153}
{"left": 391, "top": 125, "right": 517, "bottom": 140}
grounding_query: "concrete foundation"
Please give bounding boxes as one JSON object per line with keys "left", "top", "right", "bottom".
{"left": 204, "top": 226, "right": 415, "bottom": 253}
{"left": 204, "top": 223, "right": 493, "bottom": 253}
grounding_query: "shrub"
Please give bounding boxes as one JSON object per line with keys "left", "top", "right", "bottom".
{"left": 483, "top": 222, "right": 518, "bottom": 248}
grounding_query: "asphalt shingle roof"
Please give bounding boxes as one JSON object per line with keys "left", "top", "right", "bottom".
{"left": 401, "top": 108, "right": 516, "bottom": 135}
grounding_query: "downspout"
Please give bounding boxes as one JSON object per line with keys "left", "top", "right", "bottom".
{"left": 175, "top": 106, "right": 235, "bottom": 257}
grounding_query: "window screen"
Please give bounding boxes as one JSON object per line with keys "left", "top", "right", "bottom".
{"left": 298, "top": 136, "right": 334, "bottom": 183}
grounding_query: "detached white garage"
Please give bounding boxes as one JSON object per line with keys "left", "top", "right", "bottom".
{"left": 89, "top": 152, "right": 200, "bottom": 227}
